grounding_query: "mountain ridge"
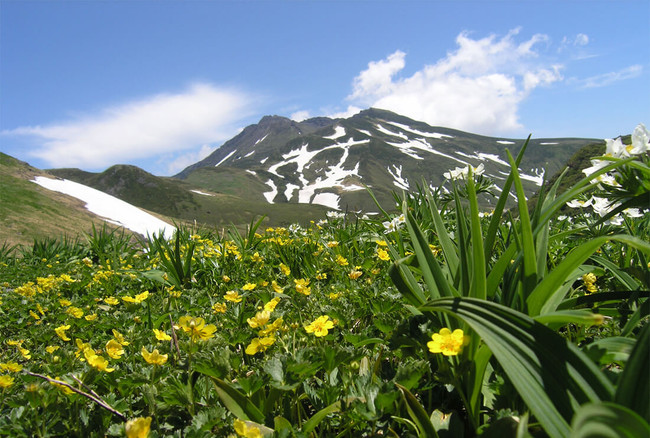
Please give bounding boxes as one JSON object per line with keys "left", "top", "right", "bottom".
{"left": 175, "top": 108, "right": 600, "bottom": 212}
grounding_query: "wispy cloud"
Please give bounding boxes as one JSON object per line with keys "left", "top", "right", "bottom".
{"left": 3, "top": 83, "right": 255, "bottom": 172}
{"left": 344, "top": 29, "right": 563, "bottom": 135}
{"left": 577, "top": 65, "right": 643, "bottom": 89}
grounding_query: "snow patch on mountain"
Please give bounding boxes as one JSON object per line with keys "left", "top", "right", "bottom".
{"left": 215, "top": 150, "right": 237, "bottom": 167}
{"left": 387, "top": 139, "right": 468, "bottom": 165}
{"left": 263, "top": 179, "right": 278, "bottom": 203}
{"left": 478, "top": 152, "right": 509, "bottom": 166}
{"left": 191, "top": 189, "right": 214, "bottom": 196}
{"left": 324, "top": 126, "right": 346, "bottom": 140}
{"left": 255, "top": 134, "right": 269, "bottom": 145}
{"left": 387, "top": 165, "right": 409, "bottom": 190}
{"left": 375, "top": 124, "right": 409, "bottom": 140}
{"left": 33, "top": 176, "right": 175, "bottom": 239}
{"left": 497, "top": 140, "right": 515, "bottom": 145}
{"left": 385, "top": 121, "right": 453, "bottom": 139}
{"left": 520, "top": 168, "right": 545, "bottom": 186}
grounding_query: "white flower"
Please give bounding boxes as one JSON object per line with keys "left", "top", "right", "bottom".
{"left": 630, "top": 123, "right": 650, "bottom": 155}
{"left": 383, "top": 214, "right": 405, "bottom": 234}
{"left": 443, "top": 164, "right": 485, "bottom": 180}
{"left": 605, "top": 137, "right": 628, "bottom": 158}
{"left": 327, "top": 211, "right": 344, "bottom": 219}
{"left": 590, "top": 196, "right": 620, "bottom": 218}
{"left": 566, "top": 198, "right": 592, "bottom": 209}
{"left": 624, "top": 208, "right": 643, "bottom": 218}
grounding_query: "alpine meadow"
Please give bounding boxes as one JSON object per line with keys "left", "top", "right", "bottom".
{"left": 0, "top": 117, "right": 649, "bottom": 437}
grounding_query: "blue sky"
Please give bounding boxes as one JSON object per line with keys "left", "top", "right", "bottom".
{"left": 1, "top": 0, "right": 648, "bottom": 176}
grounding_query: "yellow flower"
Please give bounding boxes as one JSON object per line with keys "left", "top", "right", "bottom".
{"left": 178, "top": 316, "right": 217, "bottom": 342}
{"left": 348, "top": 270, "right": 363, "bottom": 280}
{"left": 234, "top": 419, "right": 262, "bottom": 438}
{"left": 0, "top": 375, "right": 15, "bottom": 389}
{"left": 212, "top": 302, "right": 227, "bottom": 314}
{"left": 335, "top": 255, "right": 349, "bottom": 266}
{"left": 294, "top": 278, "right": 311, "bottom": 296}
{"left": 224, "top": 290, "right": 243, "bottom": 303}
{"left": 427, "top": 328, "right": 470, "bottom": 356}
{"left": 0, "top": 362, "right": 21, "bottom": 373}
{"left": 18, "top": 346, "right": 31, "bottom": 359}
{"left": 258, "top": 318, "right": 284, "bottom": 337}
{"left": 112, "top": 330, "right": 130, "bottom": 346}
{"left": 242, "top": 282, "right": 257, "bottom": 291}
{"left": 29, "top": 310, "right": 40, "bottom": 320}
{"left": 141, "top": 347, "right": 168, "bottom": 365}
{"left": 105, "top": 339, "right": 125, "bottom": 359}
{"left": 376, "top": 240, "right": 388, "bottom": 247}
{"left": 279, "top": 263, "right": 291, "bottom": 276}
{"left": 377, "top": 248, "right": 390, "bottom": 261}
{"left": 55, "top": 325, "right": 71, "bottom": 341}
{"left": 122, "top": 291, "right": 149, "bottom": 304}
{"left": 251, "top": 252, "right": 263, "bottom": 263}
{"left": 304, "top": 316, "right": 335, "bottom": 337}
{"left": 104, "top": 297, "right": 119, "bottom": 305}
{"left": 46, "top": 346, "right": 60, "bottom": 354}
{"left": 245, "top": 336, "right": 275, "bottom": 355}
{"left": 153, "top": 329, "right": 172, "bottom": 341}
{"left": 59, "top": 299, "right": 72, "bottom": 307}
{"left": 271, "top": 281, "right": 283, "bottom": 294}
{"left": 582, "top": 273, "right": 598, "bottom": 294}
{"left": 84, "top": 349, "right": 114, "bottom": 372}
{"left": 85, "top": 313, "right": 98, "bottom": 321}
{"left": 329, "top": 292, "right": 341, "bottom": 300}
{"left": 327, "top": 241, "right": 339, "bottom": 248}
{"left": 247, "top": 310, "right": 271, "bottom": 328}
{"left": 222, "top": 275, "right": 231, "bottom": 283}
{"left": 66, "top": 306, "right": 84, "bottom": 318}
{"left": 264, "top": 297, "right": 281, "bottom": 312}
{"left": 125, "top": 416, "right": 152, "bottom": 438}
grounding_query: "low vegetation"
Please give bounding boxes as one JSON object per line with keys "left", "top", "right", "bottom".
{"left": 0, "top": 134, "right": 648, "bottom": 437}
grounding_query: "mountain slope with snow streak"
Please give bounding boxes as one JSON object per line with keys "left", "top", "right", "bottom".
{"left": 177, "top": 108, "right": 600, "bottom": 211}
{"left": 33, "top": 176, "right": 176, "bottom": 239}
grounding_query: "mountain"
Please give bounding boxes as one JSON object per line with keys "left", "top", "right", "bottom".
{"left": 176, "top": 108, "right": 601, "bottom": 212}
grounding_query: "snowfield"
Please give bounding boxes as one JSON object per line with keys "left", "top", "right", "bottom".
{"left": 32, "top": 176, "right": 176, "bottom": 239}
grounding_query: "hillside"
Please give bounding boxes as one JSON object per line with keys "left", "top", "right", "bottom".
{"left": 0, "top": 152, "right": 108, "bottom": 247}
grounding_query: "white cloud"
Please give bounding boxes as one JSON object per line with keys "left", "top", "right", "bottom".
{"left": 3, "top": 83, "right": 255, "bottom": 171}
{"left": 164, "top": 144, "right": 216, "bottom": 175}
{"left": 346, "top": 29, "right": 563, "bottom": 135}
{"left": 290, "top": 110, "right": 311, "bottom": 122}
{"left": 578, "top": 65, "right": 643, "bottom": 89}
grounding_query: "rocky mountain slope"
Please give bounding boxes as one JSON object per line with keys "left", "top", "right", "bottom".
{"left": 176, "top": 108, "right": 600, "bottom": 212}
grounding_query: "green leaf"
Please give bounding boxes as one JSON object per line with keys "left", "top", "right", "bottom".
{"left": 301, "top": 400, "right": 341, "bottom": 433}
{"left": 615, "top": 323, "right": 650, "bottom": 423}
{"left": 583, "top": 337, "right": 636, "bottom": 366}
{"left": 466, "top": 168, "right": 486, "bottom": 300}
{"left": 395, "top": 383, "right": 440, "bottom": 438}
{"left": 533, "top": 309, "right": 606, "bottom": 328}
{"left": 424, "top": 185, "right": 459, "bottom": 275}
{"left": 421, "top": 297, "right": 615, "bottom": 438}
{"left": 484, "top": 135, "right": 530, "bottom": 261}
{"left": 527, "top": 235, "right": 650, "bottom": 316}
{"left": 506, "top": 150, "right": 538, "bottom": 297}
{"left": 571, "top": 402, "right": 650, "bottom": 438}
{"left": 403, "top": 206, "right": 455, "bottom": 299}
{"left": 210, "top": 378, "right": 265, "bottom": 424}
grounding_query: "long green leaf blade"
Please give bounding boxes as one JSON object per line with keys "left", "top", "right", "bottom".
{"left": 421, "top": 297, "right": 615, "bottom": 438}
